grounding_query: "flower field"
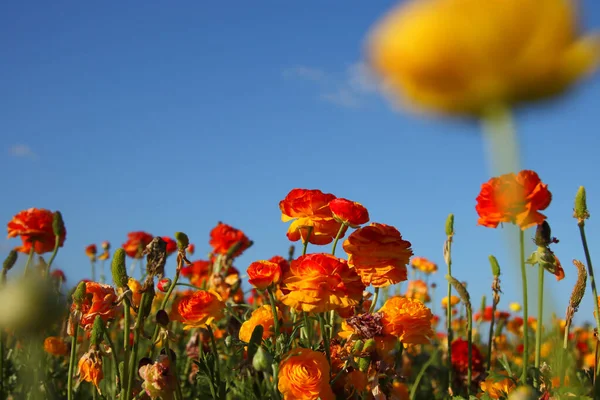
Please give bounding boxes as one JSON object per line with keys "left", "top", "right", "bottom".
{"left": 1, "top": 0, "right": 600, "bottom": 399}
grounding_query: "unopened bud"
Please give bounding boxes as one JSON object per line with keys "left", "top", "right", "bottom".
{"left": 156, "top": 310, "right": 169, "bottom": 327}
{"left": 72, "top": 281, "right": 87, "bottom": 305}
{"left": 52, "top": 211, "right": 65, "bottom": 237}
{"left": 111, "top": 249, "right": 129, "bottom": 288}
{"left": 445, "top": 214, "right": 454, "bottom": 237}
{"left": 3, "top": 250, "right": 18, "bottom": 272}
{"left": 90, "top": 315, "right": 103, "bottom": 346}
{"left": 174, "top": 232, "right": 189, "bottom": 251}
{"left": 252, "top": 346, "right": 273, "bottom": 372}
{"left": 139, "top": 285, "right": 155, "bottom": 321}
{"left": 352, "top": 340, "right": 364, "bottom": 354}
{"left": 224, "top": 335, "right": 233, "bottom": 348}
{"left": 101, "top": 241, "right": 110, "bottom": 250}
{"left": 574, "top": 186, "right": 590, "bottom": 223}
{"left": 362, "top": 338, "right": 376, "bottom": 353}
{"left": 534, "top": 221, "right": 552, "bottom": 247}
{"left": 157, "top": 278, "right": 172, "bottom": 293}
{"left": 488, "top": 255, "right": 500, "bottom": 277}
{"left": 357, "top": 357, "right": 371, "bottom": 372}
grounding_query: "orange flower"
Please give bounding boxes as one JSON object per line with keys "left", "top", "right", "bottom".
{"left": 410, "top": 256, "right": 437, "bottom": 274}
{"left": 78, "top": 348, "right": 103, "bottom": 392}
{"left": 44, "top": 336, "right": 68, "bottom": 356}
{"left": 85, "top": 244, "right": 97, "bottom": 260}
{"left": 279, "top": 188, "right": 347, "bottom": 245}
{"left": 181, "top": 260, "right": 212, "bottom": 287}
{"left": 405, "top": 279, "right": 430, "bottom": 303}
{"left": 7, "top": 208, "right": 66, "bottom": 254}
{"left": 343, "top": 370, "right": 368, "bottom": 396}
{"left": 139, "top": 354, "right": 176, "bottom": 399}
{"left": 390, "top": 381, "right": 410, "bottom": 400}
{"left": 161, "top": 236, "right": 177, "bottom": 256}
{"left": 269, "top": 255, "right": 290, "bottom": 276}
{"left": 329, "top": 198, "right": 370, "bottom": 228}
{"left": 278, "top": 348, "right": 334, "bottom": 400}
{"left": 186, "top": 243, "right": 195, "bottom": 255}
{"left": 247, "top": 260, "right": 282, "bottom": 290}
{"left": 177, "top": 290, "right": 225, "bottom": 329}
{"left": 209, "top": 222, "right": 251, "bottom": 258}
{"left": 343, "top": 223, "right": 413, "bottom": 287}
{"left": 51, "top": 269, "right": 67, "bottom": 283}
{"left": 476, "top": 170, "right": 552, "bottom": 230}
{"left": 238, "top": 305, "right": 282, "bottom": 342}
{"left": 74, "top": 282, "right": 118, "bottom": 331}
{"left": 451, "top": 338, "right": 484, "bottom": 375}
{"left": 379, "top": 296, "right": 434, "bottom": 345}
{"left": 280, "top": 253, "right": 365, "bottom": 313}
{"left": 480, "top": 375, "right": 516, "bottom": 399}
{"left": 122, "top": 231, "right": 153, "bottom": 258}
{"left": 441, "top": 295, "right": 460, "bottom": 308}
{"left": 98, "top": 241, "right": 110, "bottom": 261}
{"left": 127, "top": 278, "right": 143, "bottom": 310}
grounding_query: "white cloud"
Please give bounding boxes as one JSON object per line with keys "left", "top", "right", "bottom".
{"left": 282, "top": 66, "right": 326, "bottom": 82}
{"left": 9, "top": 144, "right": 37, "bottom": 159}
{"left": 347, "top": 62, "right": 380, "bottom": 93}
{"left": 320, "top": 89, "right": 361, "bottom": 109}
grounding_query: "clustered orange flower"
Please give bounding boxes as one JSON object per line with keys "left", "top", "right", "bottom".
{"left": 480, "top": 375, "right": 516, "bottom": 399}
{"left": 181, "top": 259, "right": 212, "bottom": 287}
{"left": 278, "top": 348, "right": 335, "bottom": 400}
{"left": 343, "top": 223, "right": 413, "bottom": 287}
{"left": 279, "top": 189, "right": 346, "bottom": 245}
{"left": 78, "top": 348, "right": 104, "bottom": 392}
{"left": 122, "top": 231, "right": 153, "bottom": 258}
{"left": 238, "top": 305, "right": 282, "bottom": 342}
{"left": 177, "top": 290, "right": 225, "bottom": 329}
{"left": 72, "top": 282, "right": 118, "bottom": 332}
{"left": 209, "top": 222, "right": 251, "bottom": 258}
{"left": 43, "top": 336, "right": 68, "bottom": 356}
{"left": 379, "top": 296, "right": 434, "bottom": 345}
{"left": 329, "top": 198, "right": 370, "bottom": 228}
{"left": 7, "top": 208, "right": 66, "bottom": 254}
{"left": 247, "top": 260, "right": 282, "bottom": 291}
{"left": 280, "top": 253, "right": 364, "bottom": 313}
{"left": 410, "top": 256, "right": 437, "bottom": 274}
{"left": 404, "top": 279, "right": 430, "bottom": 303}
{"left": 476, "top": 170, "right": 552, "bottom": 230}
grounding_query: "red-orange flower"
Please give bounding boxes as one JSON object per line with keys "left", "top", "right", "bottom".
{"left": 280, "top": 253, "right": 365, "bottom": 313}
{"left": 122, "top": 231, "right": 153, "bottom": 258}
{"left": 405, "top": 280, "right": 430, "bottom": 303}
{"left": 209, "top": 222, "right": 251, "bottom": 258}
{"left": 162, "top": 236, "right": 177, "bottom": 256}
{"left": 476, "top": 170, "right": 552, "bottom": 230}
{"left": 329, "top": 198, "right": 370, "bottom": 228}
{"left": 177, "top": 290, "right": 225, "bottom": 329}
{"left": 186, "top": 243, "right": 195, "bottom": 255}
{"left": 269, "top": 255, "right": 290, "bottom": 276}
{"left": 181, "top": 260, "right": 212, "bottom": 287}
{"left": 51, "top": 269, "right": 67, "bottom": 283}
{"left": 343, "top": 223, "right": 413, "bottom": 287}
{"left": 7, "top": 208, "right": 66, "bottom": 254}
{"left": 44, "top": 336, "right": 68, "bottom": 356}
{"left": 379, "top": 296, "right": 434, "bottom": 345}
{"left": 278, "top": 348, "right": 334, "bottom": 400}
{"left": 451, "top": 338, "right": 484, "bottom": 375}
{"left": 72, "top": 282, "right": 118, "bottom": 331}
{"left": 247, "top": 260, "right": 282, "bottom": 290}
{"left": 238, "top": 305, "right": 282, "bottom": 342}
{"left": 98, "top": 241, "right": 110, "bottom": 261}
{"left": 85, "top": 244, "right": 97, "bottom": 260}
{"left": 78, "top": 348, "right": 103, "bottom": 392}
{"left": 410, "top": 256, "right": 437, "bottom": 274}
{"left": 279, "top": 188, "right": 347, "bottom": 245}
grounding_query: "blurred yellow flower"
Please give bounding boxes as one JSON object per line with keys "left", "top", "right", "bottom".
{"left": 509, "top": 302, "right": 522, "bottom": 312}
{"left": 368, "top": 0, "right": 600, "bottom": 115}
{"left": 441, "top": 295, "right": 460, "bottom": 308}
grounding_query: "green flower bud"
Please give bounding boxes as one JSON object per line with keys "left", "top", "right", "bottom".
{"left": 174, "top": 232, "right": 189, "bottom": 251}
{"left": 3, "top": 250, "right": 18, "bottom": 272}
{"left": 574, "top": 186, "right": 590, "bottom": 223}
{"left": 488, "top": 255, "right": 500, "bottom": 277}
{"left": 52, "top": 211, "right": 65, "bottom": 237}
{"left": 139, "top": 285, "right": 155, "bottom": 321}
{"left": 72, "top": 281, "right": 87, "bottom": 305}
{"left": 111, "top": 249, "right": 129, "bottom": 288}
{"left": 445, "top": 214, "right": 454, "bottom": 237}
{"left": 357, "top": 356, "right": 371, "bottom": 372}
{"left": 90, "top": 315, "right": 103, "bottom": 346}
{"left": 446, "top": 275, "right": 471, "bottom": 309}
{"left": 224, "top": 335, "right": 233, "bottom": 348}
{"left": 252, "top": 346, "right": 273, "bottom": 372}
{"left": 362, "top": 338, "right": 376, "bottom": 353}
{"left": 352, "top": 340, "right": 364, "bottom": 354}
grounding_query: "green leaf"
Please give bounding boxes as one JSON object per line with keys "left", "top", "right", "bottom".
{"left": 247, "top": 324, "right": 264, "bottom": 361}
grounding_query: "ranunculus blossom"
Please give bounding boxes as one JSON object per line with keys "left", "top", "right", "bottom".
{"left": 85, "top": 244, "right": 97, "bottom": 260}
{"left": 73, "top": 282, "right": 118, "bottom": 331}
{"left": 78, "top": 348, "right": 104, "bottom": 392}
{"left": 410, "top": 257, "right": 437, "bottom": 274}
{"left": 404, "top": 280, "right": 430, "bottom": 303}
{"left": 177, "top": 290, "right": 225, "bottom": 329}
{"left": 451, "top": 338, "right": 484, "bottom": 376}
{"left": 238, "top": 305, "right": 282, "bottom": 342}
{"left": 43, "top": 336, "right": 68, "bottom": 356}
{"left": 329, "top": 198, "right": 370, "bottom": 228}
{"left": 278, "top": 348, "right": 334, "bottom": 400}
{"left": 51, "top": 269, "right": 67, "bottom": 283}
{"left": 98, "top": 241, "right": 110, "bottom": 261}
{"left": 247, "top": 260, "right": 282, "bottom": 290}
{"left": 279, "top": 189, "right": 347, "bottom": 245}
{"left": 122, "top": 231, "right": 153, "bottom": 258}
{"left": 181, "top": 260, "right": 212, "bottom": 287}
{"left": 379, "top": 296, "right": 434, "bottom": 345}
{"left": 7, "top": 208, "right": 66, "bottom": 254}
{"left": 476, "top": 170, "right": 552, "bottom": 230}
{"left": 474, "top": 306, "right": 511, "bottom": 323}
{"left": 280, "top": 253, "right": 365, "bottom": 314}
{"left": 139, "top": 354, "right": 176, "bottom": 400}
{"left": 186, "top": 243, "right": 195, "bottom": 255}
{"left": 368, "top": 0, "right": 600, "bottom": 115}
{"left": 269, "top": 255, "right": 290, "bottom": 276}
{"left": 343, "top": 223, "right": 413, "bottom": 287}
{"left": 441, "top": 295, "right": 460, "bottom": 309}
{"left": 161, "top": 236, "right": 178, "bottom": 256}
{"left": 209, "top": 222, "right": 251, "bottom": 258}
{"left": 480, "top": 375, "right": 516, "bottom": 399}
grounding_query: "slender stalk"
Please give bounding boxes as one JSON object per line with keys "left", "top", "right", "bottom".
{"left": 206, "top": 325, "right": 223, "bottom": 399}
{"left": 267, "top": 289, "right": 280, "bottom": 341}
{"left": 103, "top": 324, "right": 121, "bottom": 394}
{"left": 46, "top": 236, "right": 61, "bottom": 271}
{"left": 24, "top": 246, "right": 35, "bottom": 275}
{"left": 122, "top": 298, "right": 131, "bottom": 396}
{"left": 302, "top": 227, "right": 313, "bottom": 256}
{"left": 331, "top": 224, "right": 346, "bottom": 256}
{"left": 164, "top": 332, "right": 184, "bottom": 400}
{"left": 100, "top": 259, "right": 106, "bottom": 284}
{"left": 125, "top": 291, "right": 149, "bottom": 400}
{"left": 445, "top": 241, "right": 453, "bottom": 395}
{"left": 318, "top": 313, "right": 331, "bottom": 367}
{"left": 519, "top": 230, "right": 529, "bottom": 384}
{"left": 150, "top": 268, "right": 182, "bottom": 354}
{"left": 467, "top": 306, "right": 473, "bottom": 396}
{"left": 90, "top": 260, "right": 96, "bottom": 282}
{"left": 487, "top": 306, "right": 497, "bottom": 371}
{"left": 302, "top": 312, "right": 312, "bottom": 344}
{"left": 534, "top": 265, "right": 544, "bottom": 383}
{"left": 579, "top": 224, "right": 600, "bottom": 376}
{"left": 368, "top": 288, "right": 380, "bottom": 314}
{"left": 410, "top": 349, "right": 439, "bottom": 400}
{"left": 67, "top": 324, "right": 80, "bottom": 400}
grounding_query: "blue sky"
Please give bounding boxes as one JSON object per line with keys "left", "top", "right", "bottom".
{"left": 1, "top": 1, "right": 600, "bottom": 326}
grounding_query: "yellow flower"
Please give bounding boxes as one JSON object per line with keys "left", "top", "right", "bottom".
{"left": 238, "top": 305, "right": 281, "bottom": 343}
{"left": 379, "top": 296, "right": 434, "bottom": 345}
{"left": 480, "top": 375, "right": 516, "bottom": 399}
{"left": 441, "top": 295, "right": 460, "bottom": 308}
{"left": 368, "top": 0, "right": 600, "bottom": 115}
{"left": 509, "top": 302, "right": 522, "bottom": 312}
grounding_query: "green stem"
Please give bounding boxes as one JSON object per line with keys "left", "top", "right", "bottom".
{"left": 301, "top": 227, "right": 313, "bottom": 256}
{"left": 125, "top": 291, "right": 149, "bottom": 400}
{"left": 150, "top": 268, "right": 182, "bottom": 354}
{"left": 206, "top": 325, "right": 223, "bottom": 400}
{"left": 318, "top": 314, "right": 331, "bottom": 368}
{"left": 487, "top": 302, "right": 497, "bottom": 371}
{"left": 410, "top": 349, "right": 439, "bottom": 400}
{"left": 302, "top": 312, "right": 312, "bottom": 345}
{"left": 368, "top": 288, "right": 380, "bottom": 314}
{"left": 535, "top": 264, "right": 544, "bottom": 383}
{"left": 467, "top": 306, "right": 473, "bottom": 396}
{"left": 24, "top": 246, "right": 35, "bottom": 275}
{"left": 122, "top": 298, "right": 131, "bottom": 397}
{"left": 90, "top": 260, "right": 96, "bottom": 282}
{"left": 164, "top": 332, "right": 184, "bottom": 400}
{"left": 579, "top": 223, "right": 600, "bottom": 376}
{"left": 67, "top": 324, "right": 80, "bottom": 400}
{"left": 520, "top": 230, "right": 529, "bottom": 384}
{"left": 267, "top": 289, "right": 280, "bottom": 342}
{"left": 100, "top": 260, "right": 106, "bottom": 284}
{"left": 175, "top": 282, "right": 202, "bottom": 290}
{"left": 331, "top": 224, "right": 346, "bottom": 256}
{"left": 102, "top": 323, "right": 121, "bottom": 394}
{"left": 46, "top": 236, "right": 61, "bottom": 272}
{"left": 445, "top": 241, "right": 453, "bottom": 395}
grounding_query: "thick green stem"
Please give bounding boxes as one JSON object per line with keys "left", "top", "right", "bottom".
{"left": 267, "top": 289, "right": 280, "bottom": 342}
{"left": 125, "top": 291, "right": 149, "bottom": 400}
{"left": 369, "top": 288, "right": 380, "bottom": 314}
{"left": 446, "top": 244, "right": 453, "bottom": 394}
{"left": 579, "top": 224, "right": 600, "bottom": 376}
{"left": 535, "top": 265, "right": 544, "bottom": 381}
{"left": 24, "top": 246, "right": 35, "bottom": 275}
{"left": 67, "top": 324, "right": 80, "bottom": 400}
{"left": 103, "top": 325, "right": 121, "bottom": 395}
{"left": 206, "top": 325, "right": 224, "bottom": 399}
{"left": 331, "top": 224, "right": 346, "bottom": 256}
{"left": 410, "top": 349, "right": 439, "bottom": 400}
{"left": 302, "top": 227, "right": 313, "bottom": 256}
{"left": 318, "top": 313, "right": 331, "bottom": 367}
{"left": 520, "top": 230, "right": 529, "bottom": 384}
{"left": 46, "top": 236, "right": 61, "bottom": 271}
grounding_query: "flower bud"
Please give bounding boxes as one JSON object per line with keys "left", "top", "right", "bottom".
{"left": 574, "top": 186, "right": 590, "bottom": 223}
{"left": 357, "top": 356, "right": 371, "bottom": 372}
{"left": 52, "top": 211, "right": 65, "bottom": 237}
{"left": 362, "top": 338, "right": 376, "bottom": 353}
{"left": 111, "top": 249, "right": 129, "bottom": 288}
{"left": 3, "top": 250, "right": 18, "bottom": 272}
{"left": 352, "top": 340, "right": 365, "bottom": 354}
{"left": 445, "top": 214, "right": 454, "bottom": 237}
{"left": 157, "top": 278, "right": 172, "bottom": 293}
{"left": 90, "top": 315, "right": 103, "bottom": 346}
{"left": 488, "top": 255, "right": 500, "bottom": 277}
{"left": 252, "top": 346, "right": 273, "bottom": 372}
{"left": 72, "top": 281, "right": 87, "bottom": 305}
{"left": 224, "top": 335, "right": 233, "bottom": 348}
{"left": 156, "top": 310, "right": 169, "bottom": 327}
{"left": 534, "top": 221, "right": 552, "bottom": 247}
{"left": 101, "top": 241, "right": 110, "bottom": 251}
{"left": 174, "top": 232, "right": 189, "bottom": 251}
